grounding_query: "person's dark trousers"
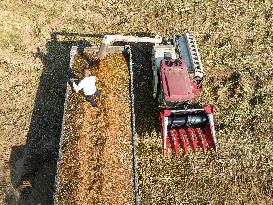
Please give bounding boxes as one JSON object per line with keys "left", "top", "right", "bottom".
{"left": 86, "top": 91, "right": 100, "bottom": 107}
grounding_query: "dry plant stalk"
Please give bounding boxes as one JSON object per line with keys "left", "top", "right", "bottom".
{"left": 55, "top": 53, "right": 134, "bottom": 205}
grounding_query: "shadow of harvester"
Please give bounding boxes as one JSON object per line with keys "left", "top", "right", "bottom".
{"left": 130, "top": 43, "right": 161, "bottom": 138}
{"left": 7, "top": 32, "right": 103, "bottom": 205}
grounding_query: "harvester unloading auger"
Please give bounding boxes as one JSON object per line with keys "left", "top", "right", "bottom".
{"left": 96, "top": 33, "right": 218, "bottom": 155}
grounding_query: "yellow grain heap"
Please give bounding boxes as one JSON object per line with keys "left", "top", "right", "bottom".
{"left": 55, "top": 52, "right": 134, "bottom": 205}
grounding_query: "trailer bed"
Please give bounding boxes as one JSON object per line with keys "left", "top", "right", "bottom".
{"left": 54, "top": 47, "right": 136, "bottom": 205}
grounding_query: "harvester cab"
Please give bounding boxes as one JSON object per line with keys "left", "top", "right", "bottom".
{"left": 95, "top": 33, "right": 218, "bottom": 156}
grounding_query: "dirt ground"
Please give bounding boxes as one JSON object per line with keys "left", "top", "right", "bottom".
{"left": 0, "top": 0, "right": 272, "bottom": 205}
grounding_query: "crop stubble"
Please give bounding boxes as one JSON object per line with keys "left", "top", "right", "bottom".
{"left": 55, "top": 53, "right": 134, "bottom": 205}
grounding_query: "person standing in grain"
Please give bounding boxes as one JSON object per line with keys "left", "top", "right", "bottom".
{"left": 70, "top": 68, "right": 100, "bottom": 107}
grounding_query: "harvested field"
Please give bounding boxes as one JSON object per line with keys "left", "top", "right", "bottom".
{"left": 1, "top": 0, "right": 272, "bottom": 205}
{"left": 55, "top": 52, "right": 134, "bottom": 205}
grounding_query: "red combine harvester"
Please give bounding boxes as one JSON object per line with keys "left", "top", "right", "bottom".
{"left": 95, "top": 33, "right": 218, "bottom": 155}
{"left": 152, "top": 33, "right": 218, "bottom": 155}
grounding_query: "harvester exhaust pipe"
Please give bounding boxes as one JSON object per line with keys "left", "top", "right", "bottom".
{"left": 96, "top": 35, "right": 162, "bottom": 59}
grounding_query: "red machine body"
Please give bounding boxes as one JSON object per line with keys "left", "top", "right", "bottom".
{"left": 152, "top": 33, "right": 218, "bottom": 155}
{"left": 158, "top": 58, "right": 217, "bottom": 155}
{"left": 160, "top": 59, "right": 194, "bottom": 102}
{"left": 160, "top": 59, "right": 202, "bottom": 104}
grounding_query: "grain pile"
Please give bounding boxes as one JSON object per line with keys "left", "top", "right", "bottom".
{"left": 55, "top": 52, "right": 134, "bottom": 205}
